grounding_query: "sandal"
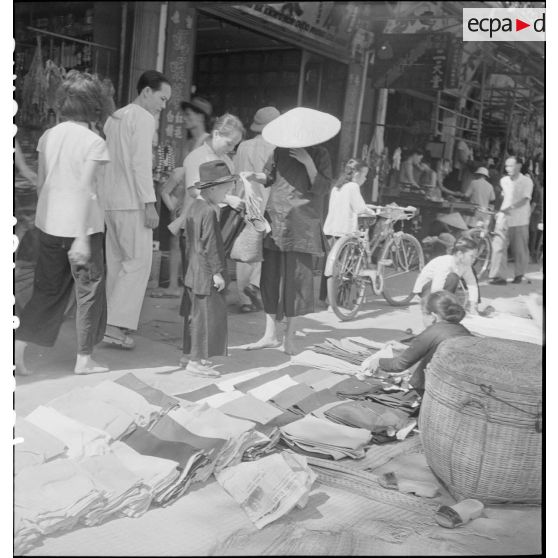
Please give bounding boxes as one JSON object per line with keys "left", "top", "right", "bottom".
{"left": 102, "top": 334, "right": 136, "bottom": 350}
{"left": 185, "top": 362, "right": 221, "bottom": 378}
{"left": 379, "top": 472, "right": 439, "bottom": 498}
{"left": 435, "top": 499, "right": 484, "bottom": 528}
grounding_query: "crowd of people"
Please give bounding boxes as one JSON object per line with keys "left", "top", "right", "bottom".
{"left": 14, "top": 68, "right": 542, "bottom": 380}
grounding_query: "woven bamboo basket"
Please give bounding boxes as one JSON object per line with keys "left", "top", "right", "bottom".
{"left": 419, "top": 336, "right": 542, "bottom": 504}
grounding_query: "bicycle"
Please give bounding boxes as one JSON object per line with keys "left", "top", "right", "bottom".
{"left": 325, "top": 204, "right": 424, "bottom": 321}
{"left": 457, "top": 206, "right": 495, "bottom": 279}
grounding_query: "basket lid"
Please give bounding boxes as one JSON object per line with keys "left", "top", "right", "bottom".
{"left": 431, "top": 336, "right": 542, "bottom": 395}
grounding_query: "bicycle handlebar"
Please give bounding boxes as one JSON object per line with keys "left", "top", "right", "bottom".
{"left": 362, "top": 204, "right": 418, "bottom": 221}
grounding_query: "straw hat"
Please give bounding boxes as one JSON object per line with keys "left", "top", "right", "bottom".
{"left": 475, "top": 166, "right": 489, "bottom": 177}
{"left": 250, "top": 106, "right": 280, "bottom": 132}
{"left": 192, "top": 161, "right": 238, "bottom": 190}
{"left": 262, "top": 107, "right": 341, "bottom": 148}
{"left": 180, "top": 96, "right": 213, "bottom": 117}
{"left": 436, "top": 212, "right": 469, "bottom": 231}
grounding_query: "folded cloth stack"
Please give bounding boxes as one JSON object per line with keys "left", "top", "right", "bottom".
{"left": 90, "top": 380, "right": 163, "bottom": 428}
{"left": 364, "top": 389, "right": 420, "bottom": 414}
{"left": 120, "top": 425, "right": 209, "bottom": 506}
{"left": 47, "top": 387, "right": 137, "bottom": 440}
{"left": 216, "top": 451, "right": 316, "bottom": 529}
{"left": 309, "top": 338, "right": 374, "bottom": 366}
{"left": 110, "top": 441, "right": 180, "bottom": 501}
{"left": 25, "top": 406, "right": 111, "bottom": 460}
{"left": 78, "top": 453, "right": 152, "bottom": 524}
{"left": 14, "top": 510, "right": 42, "bottom": 556}
{"left": 15, "top": 459, "right": 105, "bottom": 537}
{"left": 15, "top": 418, "right": 67, "bottom": 474}
{"left": 218, "top": 394, "right": 285, "bottom": 425}
{"left": 320, "top": 400, "right": 411, "bottom": 435}
{"left": 280, "top": 415, "right": 372, "bottom": 460}
{"left": 292, "top": 350, "right": 361, "bottom": 375}
{"left": 291, "top": 389, "right": 340, "bottom": 416}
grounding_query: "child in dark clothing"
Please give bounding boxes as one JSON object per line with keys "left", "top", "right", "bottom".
{"left": 183, "top": 161, "right": 238, "bottom": 377}
{"left": 362, "top": 291, "right": 472, "bottom": 394}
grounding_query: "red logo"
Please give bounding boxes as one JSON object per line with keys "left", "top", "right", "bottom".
{"left": 515, "top": 18, "right": 530, "bottom": 31}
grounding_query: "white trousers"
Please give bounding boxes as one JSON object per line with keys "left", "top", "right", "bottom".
{"left": 105, "top": 210, "right": 152, "bottom": 330}
{"left": 236, "top": 262, "right": 261, "bottom": 305}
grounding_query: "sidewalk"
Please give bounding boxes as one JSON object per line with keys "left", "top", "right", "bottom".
{"left": 14, "top": 265, "right": 543, "bottom": 556}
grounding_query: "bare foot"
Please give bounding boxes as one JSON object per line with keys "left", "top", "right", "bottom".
{"left": 74, "top": 355, "right": 110, "bottom": 375}
{"left": 280, "top": 339, "right": 297, "bottom": 355}
{"left": 244, "top": 337, "right": 282, "bottom": 351}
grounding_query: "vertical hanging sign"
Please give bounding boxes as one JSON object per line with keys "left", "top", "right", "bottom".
{"left": 160, "top": 2, "right": 197, "bottom": 169}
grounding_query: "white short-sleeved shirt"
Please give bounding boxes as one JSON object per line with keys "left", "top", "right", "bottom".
{"left": 35, "top": 122, "right": 109, "bottom": 237}
{"left": 500, "top": 173, "right": 533, "bottom": 227}
{"left": 413, "top": 254, "right": 479, "bottom": 305}
{"left": 323, "top": 181, "right": 368, "bottom": 236}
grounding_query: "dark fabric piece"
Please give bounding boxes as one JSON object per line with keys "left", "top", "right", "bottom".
{"left": 269, "top": 384, "right": 315, "bottom": 410}
{"left": 184, "top": 199, "right": 227, "bottom": 296}
{"left": 293, "top": 389, "right": 340, "bottom": 415}
{"left": 334, "top": 377, "right": 385, "bottom": 398}
{"left": 260, "top": 247, "right": 314, "bottom": 320}
{"left": 150, "top": 415, "right": 226, "bottom": 453}
{"left": 324, "top": 400, "right": 409, "bottom": 433}
{"left": 235, "top": 369, "right": 295, "bottom": 393}
{"left": 264, "top": 146, "right": 332, "bottom": 255}
{"left": 175, "top": 384, "right": 222, "bottom": 402}
{"left": 16, "top": 230, "right": 106, "bottom": 354}
{"left": 187, "top": 288, "right": 228, "bottom": 360}
{"left": 378, "top": 321, "right": 472, "bottom": 393}
{"left": 365, "top": 390, "right": 420, "bottom": 413}
{"left": 278, "top": 365, "right": 317, "bottom": 378}
{"left": 122, "top": 427, "right": 199, "bottom": 470}
{"left": 260, "top": 409, "right": 302, "bottom": 432}
{"left": 219, "top": 205, "right": 246, "bottom": 257}
{"left": 114, "top": 373, "right": 179, "bottom": 413}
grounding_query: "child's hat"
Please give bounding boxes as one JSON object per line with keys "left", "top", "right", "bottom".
{"left": 192, "top": 160, "right": 238, "bottom": 190}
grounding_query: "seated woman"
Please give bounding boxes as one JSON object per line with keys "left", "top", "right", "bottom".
{"left": 413, "top": 237, "right": 480, "bottom": 314}
{"left": 362, "top": 291, "right": 472, "bottom": 394}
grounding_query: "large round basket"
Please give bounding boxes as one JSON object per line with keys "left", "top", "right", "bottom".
{"left": 419, "top": 336, "right": 542, "bottom": 504}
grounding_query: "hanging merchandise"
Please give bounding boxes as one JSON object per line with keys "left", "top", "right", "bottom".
{"left": 392, "top": 147, "right": 402, "bottom": 170}
{"left": 21, "top": 36, "right": 47, "bottom": 125}
{"left": 44, "top": 60, "right": 65, "bottom": 115}
{"left": 153, "top": 144, "right": 176, "bottom": 183}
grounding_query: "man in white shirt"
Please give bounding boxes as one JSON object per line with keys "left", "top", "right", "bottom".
{"left": 102, "top": 70, "right": 171, "bottom": 348}
{"left": 489, "top": 156, "right": 533, "bottom": 285}
{"left": 233, "top": 106, "right": 279, "bottom": 312}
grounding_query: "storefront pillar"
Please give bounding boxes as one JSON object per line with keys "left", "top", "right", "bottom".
{"left": 127, "top": 2, "right": 161, "bottom": 102}
{"left": 338, "top": 61, "right": 363, "bottom": 167}
{"left": 159, "top": 2, "right": 197, "bottom": 167}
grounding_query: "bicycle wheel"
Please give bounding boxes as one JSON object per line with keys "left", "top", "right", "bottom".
{"left": 379, "top": 233, "right": 424, "bottom": 306}
{"left": 461, "top": 229, "right": 491, "bottom": 279}
{"left": 327, "top": 237, "right": 367, "bottom": 321}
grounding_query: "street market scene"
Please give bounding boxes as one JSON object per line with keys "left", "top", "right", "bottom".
{"left": 13, "top": 1, "right": 544, "bottom": 555}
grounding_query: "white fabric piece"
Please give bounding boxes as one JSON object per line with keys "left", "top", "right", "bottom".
{"left": 169, "top": 403, "right": 255, "bottom": 440}
{"left": 90, "top": 381, "right": 161, "bottom": 427}
{"left": 462, "top": 314, "right": 542, "bottom": 345}
{"left": 292, "top": 351, "right": 361, "bottom": 375}
{"left": 248, "top": 375, "right": 300, "bottom": 401}
{"left": 198, "top": 390, "right": 245, "bottom": 408}
{"left": 25, "top": 406, "right": 111, "bottom": 460}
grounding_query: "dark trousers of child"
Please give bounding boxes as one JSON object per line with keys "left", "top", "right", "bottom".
{"left": 419, "top": 271, "right": 481, "bottom": 304}
{"left": 15, "top": 230, "right": 107, "bottom": 355}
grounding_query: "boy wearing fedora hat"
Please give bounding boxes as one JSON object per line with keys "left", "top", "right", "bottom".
{"left": 182, "top": 160, "right": 238, "bottom": 377}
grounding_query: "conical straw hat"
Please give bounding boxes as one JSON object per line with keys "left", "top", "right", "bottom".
{"left": 436, "top": 212, "right": 469, "bottom": 231}
{"left": 262, "top": 107, "right": 341, "bottom": 148}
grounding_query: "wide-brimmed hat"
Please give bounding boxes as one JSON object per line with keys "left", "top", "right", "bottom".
{"left": 250, "top": 106, "right": 280, "bottom": 132}
{"left": 180, "top": 96, "right": 213, "bottom": 117}
{"left": 192, "top": 160, "right": 238, "bottom": 190}
{"left": 475, "top": 166, "right": 489, "bottom": 177}
{"left": 262, "top": 107, "right": 341, "bottom": 148}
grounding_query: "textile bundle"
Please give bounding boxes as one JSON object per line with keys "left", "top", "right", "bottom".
{"left": 14, "top": 338, "right": 422, "bottom": 553}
